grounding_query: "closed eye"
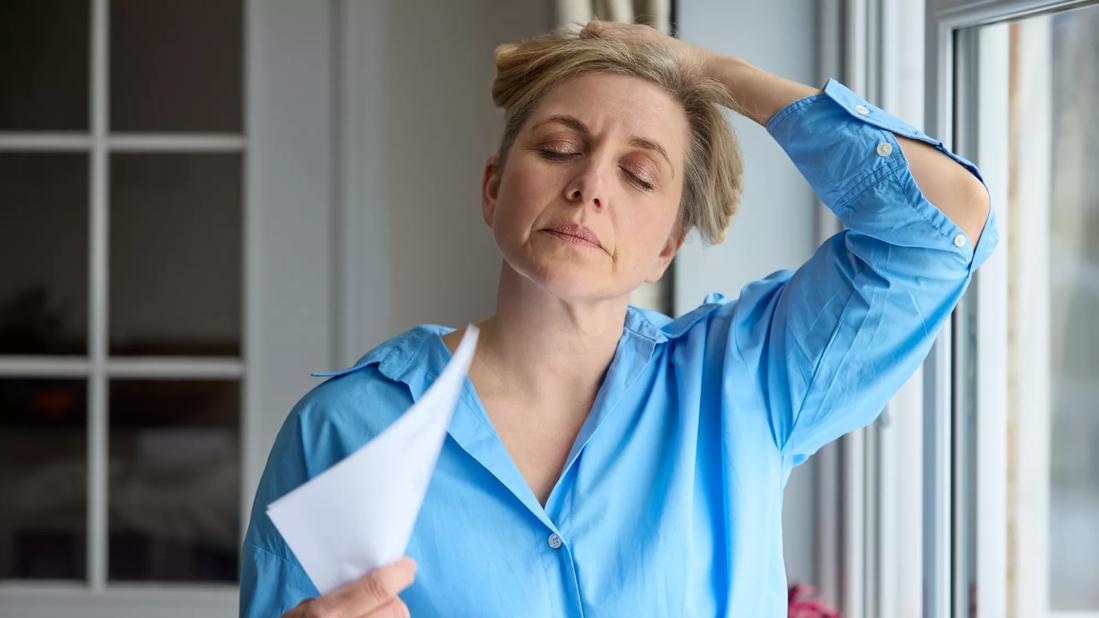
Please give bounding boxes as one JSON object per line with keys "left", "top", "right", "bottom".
{"left": 539, "top": 150, "right": 655, "bottom": 191}
{"left": 538, "top": 149, "right": 578, "bottom": 161}
{"left": 624, "top": 170, "right": 654, "bottom": 191}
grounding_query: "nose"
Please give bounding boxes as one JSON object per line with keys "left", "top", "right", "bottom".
{"left": 563, "top": 157, "right": 607, "bottom": 210}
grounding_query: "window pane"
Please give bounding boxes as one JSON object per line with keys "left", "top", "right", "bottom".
{"left": 0, "top": 0, "right": 89, "bottom": 131}
{"left": 1048, "top": 5, "right": 1099, "bottom": 610}
{"left": 109, "top": 0, "right": 242, "bottom": 132}
{"left": 109, "top": 153, "right": 242, "bottom": 356}
{"left": 0, "top": 153, "right": 89, "bottom": 355}
{"left": 108, "top": 379, "right": 239, "bottom": 582}
{"left": 966, "top": 4, "right": 1099, "bottom": 613}
{"left": 0, "top": 378, "right": 87, "bottom": 580}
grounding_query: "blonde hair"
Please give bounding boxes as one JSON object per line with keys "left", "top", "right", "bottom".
{"left": 491, "top": 28, "right": 744, "bottom": 246}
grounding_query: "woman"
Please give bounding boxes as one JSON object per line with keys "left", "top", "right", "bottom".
{"left": 241, "top": 21, "right": 997, "bottom": 617}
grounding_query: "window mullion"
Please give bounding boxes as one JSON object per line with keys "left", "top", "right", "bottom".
{"left": 923, "top": 331, "right": 953, "bottom": 618}
{"left": 970, "top": 21, "right": 1010, "bottom": 618}
{"left": 88, "top": 0, "right": 109, "bottom": 592}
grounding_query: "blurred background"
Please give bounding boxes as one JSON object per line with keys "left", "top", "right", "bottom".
{"left": 0, "top": 0, "right": 1095, "bottom": 616}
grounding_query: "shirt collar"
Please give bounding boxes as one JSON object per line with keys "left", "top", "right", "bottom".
{"left": 310, "top": 298, "right": 727, "bottom": 393}
{"left": 307, "top": 300, "right": 723, "bottom": 524}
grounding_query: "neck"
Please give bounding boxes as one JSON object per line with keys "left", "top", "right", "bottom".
{"left": 463, "top": 260, "right": 627, "bottom": 404}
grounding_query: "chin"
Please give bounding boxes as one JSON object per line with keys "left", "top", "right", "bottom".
{"left": 512, "top": 255, "right": 633, "bottom": 304}
{"left": 496, "top": 232, "right": 637, "bottom": 302}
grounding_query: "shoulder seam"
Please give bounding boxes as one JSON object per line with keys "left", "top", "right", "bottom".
{"left": 386, "top": 330, "right": 432, "bottom": 380}
{"left": 661, "top": 301, "right": 725, "bottom": 340}
{"left": 244, "top": 540, "right": 292, "bottom": 564}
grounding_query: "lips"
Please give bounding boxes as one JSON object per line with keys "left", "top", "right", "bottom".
{"left": 542, "top": 221, "right": 602, "bottom": 250}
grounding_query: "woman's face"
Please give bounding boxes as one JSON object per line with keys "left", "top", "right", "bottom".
{"left": 482, "top": 71, "right": 690, "bottom": 304}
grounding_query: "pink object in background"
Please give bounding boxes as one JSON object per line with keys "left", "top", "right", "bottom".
{"left": 788, "top": 583, "right": 841, "bottom": 618}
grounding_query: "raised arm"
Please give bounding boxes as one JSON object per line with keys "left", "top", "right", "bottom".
{"left": 703, "top": 54, "right": 991, "bottom": 244}
{"left": 579, "top": 20, "right": 990, "bottom": 244}
{"left": 577, "top": 20, "right": 1000, "bottom": 465}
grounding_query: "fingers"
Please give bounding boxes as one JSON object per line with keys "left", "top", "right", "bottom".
{"left": 579, "top": 19, "right": 605, "bottom": 38}
{"left": 363, "top": 596, "right": 412, "bottom": 618}
{"left": 301, "top": 557, "right": 417, "bottom": 618}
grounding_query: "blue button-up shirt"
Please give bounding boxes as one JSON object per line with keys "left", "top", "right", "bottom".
{"left": 240, "top": 78, "right": 999, "bottom": 617}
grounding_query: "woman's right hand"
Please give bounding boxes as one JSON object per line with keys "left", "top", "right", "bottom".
{"left": 282, "top": 557, "right": 417, "bottom": 618}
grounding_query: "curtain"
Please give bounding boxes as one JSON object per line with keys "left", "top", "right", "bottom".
{"left": 555, "top": 0, "right": 671, "bottom": 34}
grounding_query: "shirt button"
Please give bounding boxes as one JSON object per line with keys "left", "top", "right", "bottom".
{"left": 547, "top": 533, "right": 562, "bottom": 549}
{"left": 855, "top": 104, "right": 871, "bottom": 115}
{"left": 953, "top": 234, "right": 967, "bottom": 247}
{"left": 876, "top": 142, "right": 893, "bottom": 157}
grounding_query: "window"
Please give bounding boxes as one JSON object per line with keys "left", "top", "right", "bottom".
{"left": 928, "top": 0, "right": 1099, "bottom": 616}
{"left": 962, "top": 3, "right": 1099, "bottom": 614}
{"left": 2, "top": 0, "right": 374, "bottom": 615}
{"left": 0, "top": 0, "right": 243, "bottom": 592}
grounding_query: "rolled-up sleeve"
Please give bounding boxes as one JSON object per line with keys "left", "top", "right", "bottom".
{"left": 725, "top": 78, "right": 999, "bottom": 468}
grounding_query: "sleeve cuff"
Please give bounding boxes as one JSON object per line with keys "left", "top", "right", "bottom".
{"left": 765, "top": 77, "right": 1000, "bottom": 272}
{"left": 767, "top": 78, "right": 986, "bottom": 189}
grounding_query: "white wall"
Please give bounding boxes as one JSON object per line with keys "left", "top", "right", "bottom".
{"left": 676, "top": 0, "right": 822, "bottom": 589}
{"left": 674, "top": 1, "right": 820, "bottom": 306}
{"left": 346, "top": 0, "right": 554, "bottom": 359}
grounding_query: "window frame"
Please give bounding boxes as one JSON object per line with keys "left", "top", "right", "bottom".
{"left": 0, "top": 0, "right": 243, "bottom": 608}
{"left": 925, "top": 1, "right": 1099, "bottom": 616}
{"left": 826, "top": 2, "right": 1095, "bottom": 616}
{"left": 0, "top": 0, "right": 340, "bottom": 615}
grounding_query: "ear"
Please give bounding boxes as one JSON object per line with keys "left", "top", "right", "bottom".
{"left": 482, "top": 154, "right": 501, "bottom": 228}
{"left": 643, "top": 222, "right": 688, "bottom": 284}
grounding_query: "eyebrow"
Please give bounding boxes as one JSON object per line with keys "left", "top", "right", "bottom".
{"left": 531, "top": 114, "right": 675, "bottom": 177}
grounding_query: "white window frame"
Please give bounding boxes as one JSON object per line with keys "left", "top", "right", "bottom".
{"left": 926, "top": 1, "right": 1098, "bottom": 617}
{"left": 0, "top": 1, "right": 339, "bottom": 615}
{"left": 819, "top": 2, "right": 1076, "bottom": 617}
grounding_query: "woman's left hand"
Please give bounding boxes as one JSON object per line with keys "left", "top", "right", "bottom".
{"left": 578, "top": 20, "right": 722, "bottom": 80}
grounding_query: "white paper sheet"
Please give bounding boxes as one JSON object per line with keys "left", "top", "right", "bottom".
{"left": 267, "top": 324, "right": 479, "bottom": 594}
